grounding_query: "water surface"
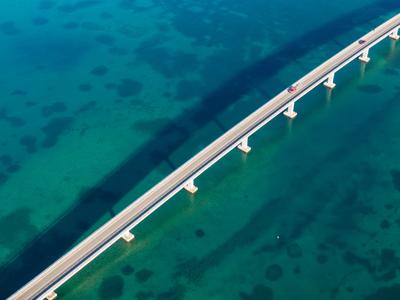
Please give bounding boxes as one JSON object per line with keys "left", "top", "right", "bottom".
{"left": 0, "top": 1, "right": 399, "bottom": 299}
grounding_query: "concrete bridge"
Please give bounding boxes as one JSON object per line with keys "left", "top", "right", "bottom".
{"left": 9, "top": 13, "right": 400, "bottom": 300}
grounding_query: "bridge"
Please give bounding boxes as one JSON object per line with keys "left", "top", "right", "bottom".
{"left": 9, "top": 13, "right": 400, "bottom": 300}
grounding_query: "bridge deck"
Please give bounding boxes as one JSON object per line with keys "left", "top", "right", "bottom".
{"left": 10, "top": 13, "right": 400, "bottom": 300}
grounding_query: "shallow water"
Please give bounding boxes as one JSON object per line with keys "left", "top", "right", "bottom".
{"left": 0, "top": 0, "right": 400, "bottom": 299}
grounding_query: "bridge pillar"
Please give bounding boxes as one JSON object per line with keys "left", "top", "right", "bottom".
{"left": 359, "top": 48, "right": 370, "bottom": 63}
{"left": 283, "top": 102, "right": 297, "bottom": 119}
{"left": 238, "top": 137, "right": 251, "bottom": 153}
{"left": 389, "top": 27, "right": 399, "bottom": 40}
{"left": 46, "top": 291, "right": 58, "bottom": 300}
{"left": 323, "top": 73, "right": 336, "bottom": 89}
{"left": 122, "top": 231, "right": 135, "bottom": 242}
{"left": 184, "top": 179, "right": 198, "bottom": 194}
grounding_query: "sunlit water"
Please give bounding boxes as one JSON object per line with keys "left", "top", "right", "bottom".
{"left": 0, "top": 1, "right": 400, "bottom": 299}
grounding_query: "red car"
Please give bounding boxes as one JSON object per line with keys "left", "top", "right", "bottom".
{"left": 288, "top": 85, "right": 298, "bottom": 93}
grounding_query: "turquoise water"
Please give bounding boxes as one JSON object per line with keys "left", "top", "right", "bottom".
{"left": 0, "top": 0, "right": 400, "bottom": 299}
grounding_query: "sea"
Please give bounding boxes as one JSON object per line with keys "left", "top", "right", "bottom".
{"left": 0, "top": 1, "right": 400, "bottom": 299}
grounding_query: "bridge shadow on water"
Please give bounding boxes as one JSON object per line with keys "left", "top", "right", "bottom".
{"left": 1, "top": 1, "right": 399, "bottom": 297}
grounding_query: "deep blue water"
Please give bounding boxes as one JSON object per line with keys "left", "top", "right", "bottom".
{"left": 0, "top": 1, "right": 400, "bottom": 299}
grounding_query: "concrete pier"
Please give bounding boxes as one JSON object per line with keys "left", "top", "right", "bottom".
{"left": 121, "top": 231, "right": 135, "bottom": 242}
{"left": 359, "top": 48, "right": 371, "bottom": 63}
{"left": 238, "top": 137, "right": 251, "bottom": 153}
{"left": 184, "top": 179, "right": 198, "bottom": 194}
{"left": 389, "top": 27, "right": 399, "bottom": 40}
{"left": 323, "top": 73, "right": 336, "bottom": 89}
{"left": 283, "top": 102, "right": 297, "bottom": 119}
{"left": 46, "top": 291, "right": 57, "bottom": 300}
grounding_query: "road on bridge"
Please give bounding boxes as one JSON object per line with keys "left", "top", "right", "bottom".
{"left": 10, "top": 13, "right": 400, "bottom": 300}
